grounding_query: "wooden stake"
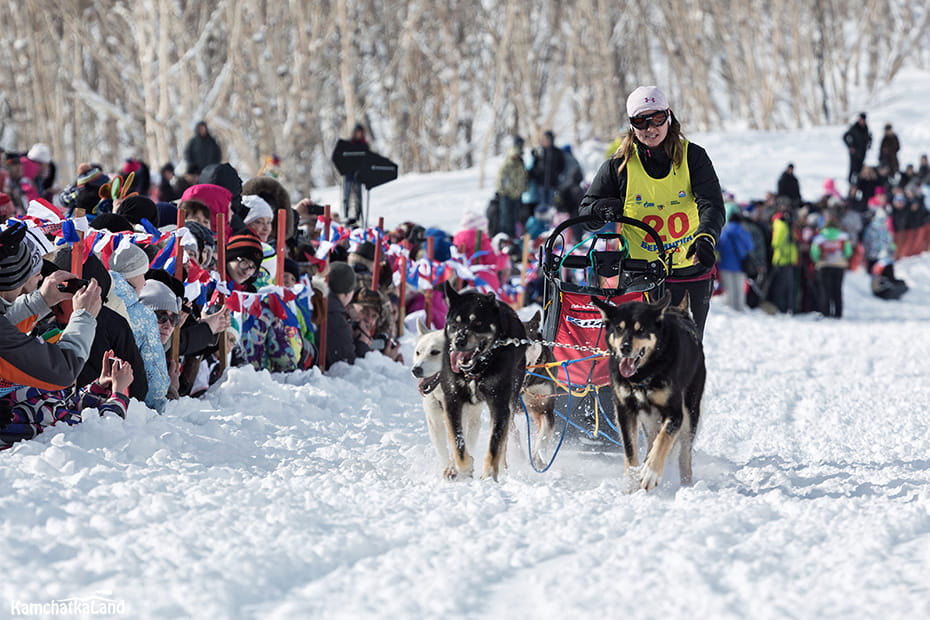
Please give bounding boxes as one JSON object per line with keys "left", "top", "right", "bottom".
{"left": 216, "top": 213, "right": 228, "bottom": 376}
{"left": 424, "top": 236, "right": 435, "bottom": 328}
{"left": 171, "top": 210, "right": 186, "bottom": 364}
{"left": 518, "top": 232, "right": 531, "bottom": 309}
{"left": 371, "top": 216, "right": 383, "bottom": 291}
{"left": 317, "top": 205, "right": 331, "bottom": 372}
{"left": 275, "top": 208, "right": 287, "bottom": 286}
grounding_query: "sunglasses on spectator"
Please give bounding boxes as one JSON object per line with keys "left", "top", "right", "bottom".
{"left": 155, "top": 311, "right": 180, "bottom": 326}
{"left": 629, "top": 109, "right": 670, "bottom": 130}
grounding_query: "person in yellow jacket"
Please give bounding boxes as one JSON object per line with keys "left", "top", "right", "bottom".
{"left": 768, "top": 201, "right": 799, "bottom": 313}
{"left": 580, "top": 85, "right": 725, "bottom": 337}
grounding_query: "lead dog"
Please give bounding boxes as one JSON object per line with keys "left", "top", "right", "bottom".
{"left": 591, "top": 292, "right": 704, "bottom": 491}
{"left": 441, "top": 283, "right": 526, "bottom": 481}
{"left": 411, "top": 319, "right": 482, "bottom": 478}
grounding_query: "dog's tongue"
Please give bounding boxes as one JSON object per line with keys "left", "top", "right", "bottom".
{"left": 449, "top": 350, "right": 473, "bottom": 374}
{"left": 619, "top": 356, "right": 638, "bottom": 378}
{"left": 418, "top": 373, "right": 440, "bottom": 396}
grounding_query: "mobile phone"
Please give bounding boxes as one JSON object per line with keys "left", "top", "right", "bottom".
{"left": 57, "top": 278, "right": 89, "bottom": 293}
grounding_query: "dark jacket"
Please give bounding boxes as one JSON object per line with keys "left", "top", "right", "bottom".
{"left": 529, "top": 146, "right": 566, "bottom": 190}
{"left": 843, "top": 122, "right": 871, "bottom": 154}
{"left": 325, "top": 292, "right": 371, "bottom": 369}
{"left": 76, "top": 306, "right": 149, "bottom": 403}
{"left": 184, "top": 134, "right": 222, "bottom": 173}
{"left": 777, "top": 171, "right": 801, "bottom": 204}
{"left": 579, "top": 140, "right": 725, "bottom": 277}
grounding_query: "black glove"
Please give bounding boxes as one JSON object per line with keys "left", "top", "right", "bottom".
{"left": 591, "top": 198, "right": 623, "bottom": 222}
{"left": 686, "top": 235, "right": 717, "bottom": 268}
{"left": 0, "top": 221, "right": 26, "bottom": 260}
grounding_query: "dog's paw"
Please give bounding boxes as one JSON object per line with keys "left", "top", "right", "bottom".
{"left": 640, "top": 466, "right": 662, "bottom": 491}
{"left": 443, "top": 465, "right": 459, "bottom": 480}
{"left": 480, "top": 465, "right": 501, "bottom": 482}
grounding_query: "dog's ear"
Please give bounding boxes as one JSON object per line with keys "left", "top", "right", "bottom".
{"left": 650, "top": 290, "right": 672, "bottom": 312}
{"left": 528, "top": 309, "right": 541, "bottom": 331}
{"left": 443, "top": 280, "right": 459, "bottom": 304}
{"left": 416, "top": 317, "right": 429, "bottom": 336}
{"left": 674, "top": 291, "right": 691, "bottom": 316}
{"left": 590, "top": 296, "right": 614, "bottom": 320}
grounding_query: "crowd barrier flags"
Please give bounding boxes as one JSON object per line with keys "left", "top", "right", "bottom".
{"left": 70, "top": 208, "right": 85, "bottom": 277}
{"left": 317, "top": 205, "right": 331, "bottom": 372}
{"left": 424, "top": 236, "right": 435, "bottom": 328}
{"left": 216, "top": 213, "right": 228, "bottom": 376}
{"left": 171, "top": 210, "right": 185, "bottom": 363}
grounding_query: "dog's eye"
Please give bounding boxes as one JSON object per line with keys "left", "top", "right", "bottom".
{"left": 431, "top": 349, "right": 440, "bottom": 356}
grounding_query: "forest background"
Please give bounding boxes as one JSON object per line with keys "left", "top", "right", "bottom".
{"left": 1, "top": 0, "right": 929, "bottom": 196}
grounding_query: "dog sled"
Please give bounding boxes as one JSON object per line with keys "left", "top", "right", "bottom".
{"left": 525, "top": 214, "right": 671, "bottom": 463}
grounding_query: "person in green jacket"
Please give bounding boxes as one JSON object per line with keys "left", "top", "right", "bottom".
{"left": 810, "top": 215, "right": 853, "bottom": 318}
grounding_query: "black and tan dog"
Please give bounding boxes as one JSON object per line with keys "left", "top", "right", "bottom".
{"left": 591, "top": 292, "right": 705, "bottom": 491}
{"left": 441, "top": 282, "right": 527, "bottom": 481}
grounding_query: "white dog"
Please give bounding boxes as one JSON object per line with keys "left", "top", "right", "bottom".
{"left": 411, "top": 319, "right": 482, "bottom": 478}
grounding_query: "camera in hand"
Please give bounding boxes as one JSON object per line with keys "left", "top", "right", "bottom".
{"left": 370, "top": 333, "right": 393, "bottom": 351}
{"left": 306, "top": 203, "right": 325, "bottom": 216}
{"left": 57, "top": 278, "right": 89, "bottom": 294}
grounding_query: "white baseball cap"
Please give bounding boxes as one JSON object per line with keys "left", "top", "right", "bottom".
{"left": 627, "top": 86, "right": 669, "bottom": 117}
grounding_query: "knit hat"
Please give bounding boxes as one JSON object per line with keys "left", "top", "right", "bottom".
{"left": 117, "top": 195, "right": 158, "bottom": 227}
{"left": 283, "top": 257, "right": 300, "bottom": 281}
{"left": 185, "top": 221, "right": 216, "bottom": 251}
{"left": 225, "top": 233, "right": 263, "bottom": 268}
{"left": 627, "top": 85, "right": 669, "bottom": 117}
{"left": 23, "top": 227, "right": 55, "bottom": 279}
{"left": 90, "top": 213, "right": 134, "bottom": 233}
{"left": 110, "top": 243, "right": 150, "bottom": 279}
{"left": 138, "top": 279, "right": 181, "bottom": 314}
{"left": 242, "top": 194, "right": 274, "bottom": 225}
{"left": 27, "top": 143, "right": 52, "bottom": 164}
{"left": 328, "top": 261, "right": 356, "bottom": 295}
{"left": 0, "top": 225, "right": 31, "bottom": 292}
{"left": 51, "top": 247, "right": 112, "bottom": 300}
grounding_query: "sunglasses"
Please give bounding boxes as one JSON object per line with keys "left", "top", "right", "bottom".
{"left": 155, "top": 311, "right": 180, "bottom": 326}
{"left": 629, "top": 109, "right": 670, "bottom": 130}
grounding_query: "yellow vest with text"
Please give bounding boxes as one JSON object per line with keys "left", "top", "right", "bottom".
{"left": 623, "top": 140, "right": 701, "bottom": 270}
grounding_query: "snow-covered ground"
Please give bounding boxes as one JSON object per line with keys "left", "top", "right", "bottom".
{"left": 2, "top": 70, "right": 930, "bottom": 619}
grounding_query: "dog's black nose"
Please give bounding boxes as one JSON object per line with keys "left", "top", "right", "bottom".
{"left": 620, "top": 339, "right": 632, "bottom": 356}
{"left": 411, "top": 366, "right": 423, "bottom": 378}
{"left": 454, "top": 332, "right": 468, "bottom": 348}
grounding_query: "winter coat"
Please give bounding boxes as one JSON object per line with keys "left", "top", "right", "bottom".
{"left": 184, "top": 133, "right": 222, "bottom": 172}
{"left": 110, "top": 271, "right": 170, "bottom": 412}
{"left": 75, "top": 305, "right": 149, "bottom": 404}
{"left": 325, "top": 291, "right": 369, "bottom": 369}
{"left": 717, "top": 220, "right": 755, "bottom": 272}
{"left": 777, "top": 171, "right": 801, "bottom": 204}
{"left": 863, "top": 211, "right": 895, "bottom": 261}
{"left": 810, "top": 226, "right": 853, "bottom": 269}
{"left": 496, "top": 149, "right": 528, "bottom": 200}
{"left": 529, "top": 146, "right": 566, "bottom": 190}
{"left": 0, "top": 292, "right": 96, "bottom": 398}
{"left": 843, "top": 122, "right": 872, "bottom": 155}
{"left": 879, "top": 133, "right": 900, "bottom": 172}
{"left": 770, "top": 215, "right": 799, "bottom": 267}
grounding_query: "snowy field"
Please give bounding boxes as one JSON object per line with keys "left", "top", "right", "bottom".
{"left": 2, "top": 70, "right": 930, "bottom": 619}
